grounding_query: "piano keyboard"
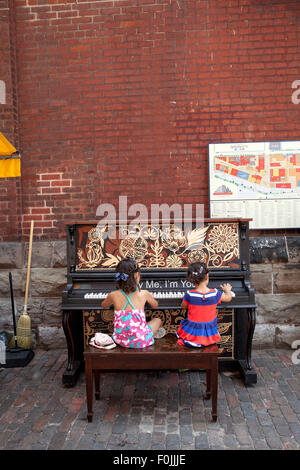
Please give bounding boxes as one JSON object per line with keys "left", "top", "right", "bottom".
{"left": 84, "top": 291, "right": 236, "bottom": 299}
{"left": 84, "top": 291, "right": 185, "bottom": 299}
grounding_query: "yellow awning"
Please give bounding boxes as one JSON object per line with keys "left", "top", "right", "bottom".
{"left": 0, "top": 132, "right": 17, "bottom": 156}
{"left": 0, "top": 158, "right": 21, "bottom": 177}
{"left": 0, "top": 132, "right": 20, "bottom": 177}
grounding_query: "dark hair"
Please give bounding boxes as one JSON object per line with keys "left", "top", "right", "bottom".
{"left": 115, "top": 257, "right": 140, "bottom": 293}
{"left": 187, "top": 262, "right": 209, "bottom": 286}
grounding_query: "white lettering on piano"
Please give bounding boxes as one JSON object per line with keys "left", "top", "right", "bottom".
{"left": 145, "top": 280, "right": 160, "bottom": 289}
{"left": 181, "top": 280, "right": 193, "bottom": 288}
{"left": 169, "top": 280, "right": 178, "bottom": 288}
{"left": 140, "top": 280, "right": 180, "bottom": 289}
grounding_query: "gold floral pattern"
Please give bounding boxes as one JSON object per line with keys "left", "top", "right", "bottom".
{"left": 207, "top": 224, "right": 239, "bottom": 256}
{"left": 119, "top": 235, "right": 148, "bottom": 261}
{"left": 161, "top": 226, "right": 186, "bottom": 252}
{"left": 75, "top": 222, "right": 240, "bottom": 270}
{"left": 166, "top": 254, "right": 183, "bottom": 268}
{"left": 77, "top": 228, "right": 103, "bottom": 269}
{"left": 188, "top": 248, "right": 209, "bottom": 264}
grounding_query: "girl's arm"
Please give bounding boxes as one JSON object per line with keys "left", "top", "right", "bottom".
{"left": 145, "top": 291, "right": 158, "bottom": 308}
{"left": 102, "top": 292, "right": 114, "bottom": 308}
{"left": 220, "top": 283, "right": 233, "bottom": 303}
{"left": 181, "top": 291, "right": 189, "bottom": 308}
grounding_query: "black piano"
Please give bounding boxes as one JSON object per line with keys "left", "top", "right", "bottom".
{"left": 62, "top": 219, "right": 257, "bottom": 386}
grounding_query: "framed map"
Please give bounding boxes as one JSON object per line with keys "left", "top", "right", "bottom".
{"left": 209, "top": 141, "right": 300, "bottom": 229}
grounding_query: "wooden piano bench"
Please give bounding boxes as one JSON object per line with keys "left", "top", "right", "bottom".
{"left": 84, "top": 334, "right": 220, "bottom": 423}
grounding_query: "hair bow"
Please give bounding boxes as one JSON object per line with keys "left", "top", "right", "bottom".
{"left": 115, "top": 272, "right": 129, "bottom": 281}
{"left": 192, "top": 266, "right": 203, "bottom": 275}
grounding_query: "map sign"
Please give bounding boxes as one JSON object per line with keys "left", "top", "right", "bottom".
{"left": 209, "top": 141, "right": 300, "bottom": 229}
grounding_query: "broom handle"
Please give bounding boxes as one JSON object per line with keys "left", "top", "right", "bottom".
{"left": 9, "top": 272, "right": 17, "bottom": 337}
{"left": 24, "top": 220, "right": 34, "bottom": 310}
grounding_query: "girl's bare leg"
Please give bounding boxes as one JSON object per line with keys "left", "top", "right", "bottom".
{"left": 148, "top": 318, "right": 162, "bottom": 335}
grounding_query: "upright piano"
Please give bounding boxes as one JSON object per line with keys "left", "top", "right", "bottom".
{"left": 62, "top": 219, "right": 257, "bottom": 386}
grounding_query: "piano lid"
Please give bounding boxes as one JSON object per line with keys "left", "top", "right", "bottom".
{"left": 66, "top": 219, "right": 251, "bottom": 273}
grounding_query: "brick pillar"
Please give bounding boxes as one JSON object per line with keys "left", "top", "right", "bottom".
{"left": 0, "top": 0, "right": 21, "bottom": 242}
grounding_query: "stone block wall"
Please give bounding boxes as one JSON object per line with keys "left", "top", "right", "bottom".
{"left": 250, "top": 236, "right": 300, "bottom": 349}
{"left": 0, "top": 235, "right": 299, "bottom": 351}
{"left": 0, "top": 241, "right": 66, "bottom": 349}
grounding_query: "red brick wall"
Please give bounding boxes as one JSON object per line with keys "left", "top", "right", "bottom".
{"left": 0, "top": 0, "right": 21, "bottom": 242}
{"left": 1, "top": 0, "right": 300, "bottom": 241}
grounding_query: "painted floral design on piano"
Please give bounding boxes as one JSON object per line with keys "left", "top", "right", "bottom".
{"left": 207, "top": 224, "right": 239, "bottom": 256}
{"left": 119, "top": 235, "right": 148, "bottom": 261}
{"left": 166, "top": 254, "right": 183, "bottom": 268}
{"left": 77, "top": 228, "right": 104, "bottom": 269}
{"left": 147, "top": 239, "right": 165, "bottom": 267}
{"left": 76, "top": 222, "right": 240, "bottom": 270}
{"left": 188, "top": 248, "right": 209, "bottom": 265}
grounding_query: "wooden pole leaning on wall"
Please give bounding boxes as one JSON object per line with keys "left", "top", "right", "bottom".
{"left": 17, "top": 220, "right": 34, "bottom": 349}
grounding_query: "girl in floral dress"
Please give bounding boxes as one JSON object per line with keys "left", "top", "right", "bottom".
{"left": 102, "top": 257, "right": 163, "bottom": 348}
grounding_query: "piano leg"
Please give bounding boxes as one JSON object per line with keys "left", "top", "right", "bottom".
{"left": 246, "top": 307, "right": 256, "bottom": 371}
{"left": 237, "top": 307, "right": 257, "bottom": 385}
{"left": 237, "top": 360, "right": 257, "bottom": 385}
{"left": 219, "top": 307, "right": 257, "bottom": 386}
{"left": 62, "top": 310, "right": 84, "bottom": 387}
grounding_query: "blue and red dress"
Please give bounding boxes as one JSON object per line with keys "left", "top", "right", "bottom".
{"left": 176, "top": 289, "right": 222, "bottom": 347}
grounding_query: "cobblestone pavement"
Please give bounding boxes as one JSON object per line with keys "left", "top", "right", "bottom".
{"left": 0, "top": 348, "right": 299, "bottom": 450}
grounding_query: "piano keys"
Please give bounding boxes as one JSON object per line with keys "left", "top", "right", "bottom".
{"left": 62, "top": 219, "right": 257, "bottom": 386}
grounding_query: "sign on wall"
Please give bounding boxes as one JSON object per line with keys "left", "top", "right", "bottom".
{"left": 209, "top": 141, "right": 300, "bottom": 229}
{"left": 0, "top": 132, "right": 20, "bottom": 178}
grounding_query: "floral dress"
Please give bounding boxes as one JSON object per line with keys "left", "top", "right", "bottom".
{"left": 112, "top": 290, "right": 154, "bottom": 349}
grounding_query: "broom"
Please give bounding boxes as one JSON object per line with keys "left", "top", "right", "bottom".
{"left": 3, "top": 272, "right": 34, "bottom": 368}
{"left": 17, "top": 220, "right": 34, "bottom": 349}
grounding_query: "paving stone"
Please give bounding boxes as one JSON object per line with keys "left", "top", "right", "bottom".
{"left": 252, "top": 438, "right": 269, "bottom": 450}
{"left": 166, "top": 433, "right": 181, "bottom": 450}
{"left": 154, "top": 410, "right": 166, "bottom": 425}
{"left": 274, "top": 423, "right": 294, "bottom": 437}
{"left": 262, "top": 425, "right": 284, "bottom": 449}
{"left": 240, "top": 401, "right": 255, "bottom": 418}
{"left": 195, "top": 433, "right": 209, "bottom": 449}
{"left": 246, "top": 417, "right": 264, "bottom": 440}
{"left": 92, "top": 441, "right": 106, "bottom": 450}
{"left": 167, "top": 422, "right": 179, "bottom": 433}
{"left": 138, "top": 432, "right": 152, "bottom": 449}
{"left": 139, "top": 415, "right": 154, "bottom": 434}
{"left": 180, "top": 425, "right": 194, "bottom": 447}
{"left": 112, "top": 415, "right": 128, "bottom": 434}
{"left": 289, "top": 423, "right": 300, "bottom": 443}
{"left": 279, "top": 405, "right": 299, "bottom": 423}
{"left": 0, "top": 348, "right": 299, "bottom": 451}
{"left": 256, "top": 410, "right": 274, "bottom": 426}
{"left": 282, "top": 437, "right": 299, "bottom": 450}
{"left": 153, "top": 424, "right": 166, "bottom": 433}
{"left": 223, "top": 433, "right": 240, "bottom": 449}
{"left": 233, "top": 424, "right": 254, "bottom": 447}
{"left": 107, "top": 433, "right": 128, "bottom": 450}
{"left": 179, "top": 408, "right": 192, "bottom": 425}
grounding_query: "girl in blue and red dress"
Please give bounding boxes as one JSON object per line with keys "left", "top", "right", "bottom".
{"left": 176, "top": 262, "right": 233, "bottom": 348}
